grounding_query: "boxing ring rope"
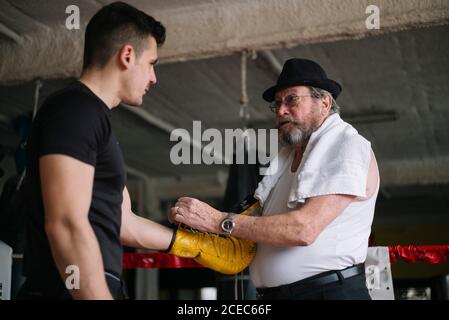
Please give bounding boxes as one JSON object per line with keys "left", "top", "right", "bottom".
{"left": 10, "top": 245, "right": 449, "bottom": 269}
{"left": 122, "top": 245, "right": 449, "bottom": 269}
{"left": 388, "top": 245, "right": 449, "bottom": 264}
{"left": 122, "top": 253, "right": 203, "bottom": 269}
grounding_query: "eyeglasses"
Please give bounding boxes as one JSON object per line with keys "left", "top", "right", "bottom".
{"left": 269, "top": 94, "right": 313, "bottom": 113}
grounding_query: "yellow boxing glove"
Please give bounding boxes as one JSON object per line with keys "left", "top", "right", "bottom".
{"left": 167, "top": 197, "right": 259, "bottom": 275}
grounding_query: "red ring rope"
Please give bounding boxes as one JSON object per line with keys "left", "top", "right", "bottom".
{"left": 122, "top": 253, "right": 203, "bottom": 269}
{"left": 388, "top": 245, "right": 449, "bottom": 264}
{"left": 122, "top": 245, "right": 449, "bottom": 269}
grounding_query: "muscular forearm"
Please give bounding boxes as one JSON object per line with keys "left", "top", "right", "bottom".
{"left": 46, "top": 220, "right": 113, "bottom": 300}
{"left": 120, "top": 213, "right": 173, "bottom": 251}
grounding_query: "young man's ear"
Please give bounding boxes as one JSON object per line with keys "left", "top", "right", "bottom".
{"left": 118, "top": 45, "right": 134, "bottom": 69}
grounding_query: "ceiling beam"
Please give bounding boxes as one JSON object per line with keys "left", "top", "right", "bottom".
{"left": 1, "top": 0, "right": 448, "bottom": 84}
{"left": 379, "top": 157, "right": 449, "bottom": 187}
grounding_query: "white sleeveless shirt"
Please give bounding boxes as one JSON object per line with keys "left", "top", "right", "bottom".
{"left": 250, "top": 115, "right": 378, "bottom": 288}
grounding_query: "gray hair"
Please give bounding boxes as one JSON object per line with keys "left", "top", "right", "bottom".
{"left": 309, "top": 86, "right": 340, "bottom": 115}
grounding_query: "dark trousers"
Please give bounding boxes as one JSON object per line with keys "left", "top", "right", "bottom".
{"left": 15, "top": 272, "right": 128, "bottom": 300}
{"left": 256, "top": 264, "right": 371, "bottom": 300}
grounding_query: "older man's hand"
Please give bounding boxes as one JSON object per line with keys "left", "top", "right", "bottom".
{"left": 167, "top": 207, "right": 179, "bottom": 225}
{"left": 169, "top": 197, "right": 225, "bottom": 233}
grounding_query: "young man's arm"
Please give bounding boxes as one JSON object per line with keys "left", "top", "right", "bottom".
{"left": 120, "top": 187, "right": 255, "bottom": 275}
{"left": 120, "top": 187, "right": 173, "bottom": 250}
{"left": 40, "top": 154, "right": 113, "bottom": 300}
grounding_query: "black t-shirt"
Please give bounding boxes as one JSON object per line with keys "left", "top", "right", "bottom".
{"left": 23, "top": 81, "right": 126, "bottom": 280}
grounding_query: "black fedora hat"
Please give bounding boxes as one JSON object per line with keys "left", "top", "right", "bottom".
{"left": 262, "top": 58, "right": 342, "bottom": 102}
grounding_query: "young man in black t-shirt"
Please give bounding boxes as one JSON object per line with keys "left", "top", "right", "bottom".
{"left": 18, "top": 2, "right": 256, "bottom": 300}
{"left": 17, "top": 2, "right": 174, "bottom": 300}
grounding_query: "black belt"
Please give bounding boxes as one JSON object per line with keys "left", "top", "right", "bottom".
{"left": 256, "top": 264, "right": 365, "bottom": 298}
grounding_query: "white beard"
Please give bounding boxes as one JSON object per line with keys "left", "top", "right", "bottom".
{"left": 279, "top": 125, "right": 312, "bottom": 146}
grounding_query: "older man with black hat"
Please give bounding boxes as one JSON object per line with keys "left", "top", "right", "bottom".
{"left": 170, "top": 58, "right": 380, "bottom": 300}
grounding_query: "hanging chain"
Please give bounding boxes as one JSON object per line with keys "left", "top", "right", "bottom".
{"left": 32, "top": 79, "right": 43, "bottom": 120}
{"left": 240, "top": 49, "right": 253, "bottom": 156}
{"left": 240, "top": 50, "right": 250, "bottom": 130}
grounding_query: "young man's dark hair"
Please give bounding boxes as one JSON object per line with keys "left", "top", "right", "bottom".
{"left": 83, "top": 1, "right": 166, "bottom": 69}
